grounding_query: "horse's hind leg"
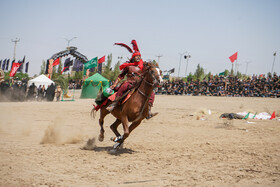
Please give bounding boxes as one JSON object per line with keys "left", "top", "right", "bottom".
{"left": 98, "top": 118, "right": 105, "bottom": 142}
{"left": 98, "top": 108, "right": 109, "bottom": 142}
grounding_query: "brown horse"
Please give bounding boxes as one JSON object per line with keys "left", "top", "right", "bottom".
{"left": 92, "top": 62, "right": 163, "bottom": 149}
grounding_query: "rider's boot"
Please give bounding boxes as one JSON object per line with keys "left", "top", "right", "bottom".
{"left": 146, "top": 105, "right": 158, "bottom": 120}
{"left": 106, "top": 96, "right": 121, "bottom": 112}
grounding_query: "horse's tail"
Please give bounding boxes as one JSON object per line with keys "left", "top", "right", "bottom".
{"left": 91, "top": 107, "right": 96, "bottom": 119}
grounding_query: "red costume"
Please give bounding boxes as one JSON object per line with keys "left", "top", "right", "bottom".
{"left": 106, "top": 40, "right": 156, "bottom": 117}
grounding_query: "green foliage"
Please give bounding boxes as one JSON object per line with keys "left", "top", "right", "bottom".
{"left": 236, "top": 71, "right": 242, "bottom": 79}
{"left": 57, "top": 60, "right": 62, "bottom": 74}
{"left": 102, "top": 54, "right": 113, "bottom": 80}
{"left": 186, "top": 72, "right": 194, "bottom": 82}
{"left": 111, "top": 61, "right": 121, "bottom": 81}
{"left": 267, "top": 72, "right": 272, "bottom": 78}
{"left": 72, "top": 71, "right": 83, "bottom": 80}
{"left": 224, "top": 69, "right": 230, "bottom": 77}
{"left": 230, "top": 69, "right": 234, "bottom": 76}
{"left": 53, "top": 75, "right": 68, "bottom": 92}
{"left": 51, "top": 66, "right": 58, "bottom": 79}
{"left": 40, "top": 60, "right": 46, "bottom": 74}
{"left": 4, "top": 72, "right": 29, "bottom": 80}
{"left": 151, "top": 60, "right": 158, "bottom": 65}
{"left": 194, "top": 64, "right": 205, "bottom": 81}
{"left": 205, "top": 72, "right": 212, "bottom": 81}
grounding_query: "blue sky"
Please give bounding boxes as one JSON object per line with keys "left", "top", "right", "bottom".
{"left": 0, "top": 0, "right": 279, "bottom": 77}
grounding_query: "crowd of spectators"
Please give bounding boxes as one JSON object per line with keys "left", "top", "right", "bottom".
{"left": 0, "top": 79, "right": 59, "bottom": 102}
{"left": 1, "top": 74, "right": 279, "bottom": 102}
{"left": 0, "top": 78, "right": 83, "bottom": 102}
{"left": 155, "top": 74, "right": 280, "bottom": 98}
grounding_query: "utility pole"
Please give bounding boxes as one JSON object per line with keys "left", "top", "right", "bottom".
{"left": 245, "top": 61, "right": 251, "bottom": 75}
{"left": 156, "top": 55, "right": 163, "bottom": 64}
{"left": 64, "top": 37, "right": 77, "bottom": 47}
{"left": 271, "top": 52, "right": 277, "bottom": 75}
{"left": 178, "top": 51, "right": 188, "bottom": 78}
{"left": 236, "top": 62, "right": 241, "bottom": 74}
{"left": 11, "top": 38, "right": 20, "bottom": 61}
{"left": 184, "top": 53, "right": 191, "bottom": 77}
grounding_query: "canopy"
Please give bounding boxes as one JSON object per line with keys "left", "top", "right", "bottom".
{"left": 28, "top": 74, "right": 55, "bottom": 88}
{"left": 80, "top": 73, "right": 110, "bottom": 99}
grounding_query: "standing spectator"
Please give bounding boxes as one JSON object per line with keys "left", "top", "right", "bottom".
{"left": 55, "top": 85, "right": 62, "bottom": 102}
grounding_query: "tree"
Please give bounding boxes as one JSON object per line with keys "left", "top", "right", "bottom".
{"left": 267, "top": 72, "right": 272, "bottom": 78}
{"left": 186, "top": 72, "right": 194, "bottom": 82}
{"left": 102, "top": 54, "right": 114, "bottom": 81}
{"left": 57, "top": 60, "right": 62, "bottom": 74}
{"left": 194, "top": 64, "right": 205, "bottom": 81}
{"left": 4, "top": 72, "right": 29, "bottom": 80}
{"left": 236, "top": 71, "right": 242, "bottom": 79}
{"left": 224, "top": 69, "right": 230, "bottom": 77}
{"left": 73, "top": 71, "right": 83, "bottom": 80}
{"left": 52, "top": 65, "right": 58, "bottom": 79}
{"left": 206, "top": 72, "right": 212, "bottom": 81}
{"left": 230, "top": 69, "right": 234, "bottom": 76}
{"left": 111, "top": 61, "right": 121, "bottom": 81}
{"left": 53, "top": 75, "right": 68, "bottom": 93}
{"left": 40, "top": 60, "right": 46, "bottom": 74}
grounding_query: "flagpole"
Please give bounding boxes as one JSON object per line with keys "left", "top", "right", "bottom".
{"left": 235, "top": 59, "right": 238, "bottom": 76}
{"left": 11, "top": 38, "right": 20, "bottom": 61}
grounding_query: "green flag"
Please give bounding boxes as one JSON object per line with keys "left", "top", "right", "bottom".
{"left": 219, "top": 71, "right": 225, "bottom": 76}
{"left": 84, "top": 57, "right": 98, "bottom": 75}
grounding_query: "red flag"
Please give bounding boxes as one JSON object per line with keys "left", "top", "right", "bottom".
{"left": 229, "top": 52, "right": 238, "bottom": 63}
{"left": 98, "top": 56, "right": 105, "bottom": 64}
{"left": 9, "top": 63, "right": 22, "bottom": 77}
{"left": 53, "top": 58, "right": 60, "bottom": 66}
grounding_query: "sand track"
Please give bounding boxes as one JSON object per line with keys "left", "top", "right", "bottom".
{"left": 0, "top": 95, "right": 279, "bottom": 186}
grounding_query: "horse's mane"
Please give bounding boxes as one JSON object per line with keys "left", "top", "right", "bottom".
{"left": 142, "top": 61, "right": 158, "bottom": 70}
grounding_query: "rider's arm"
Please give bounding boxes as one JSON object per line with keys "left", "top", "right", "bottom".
{"left": 110, "top": 68, "right": 128, "bottom": 89}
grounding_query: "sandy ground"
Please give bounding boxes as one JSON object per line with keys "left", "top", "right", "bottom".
{"left": 0, "top": 92, "right": 280, "bottom": 187}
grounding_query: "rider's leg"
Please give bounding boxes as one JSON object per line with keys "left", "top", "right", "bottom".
{"left": 146, "top": 103, "right": 158, "bottom": 119}
{"left": 146, "top": 91, "right": 158, "bottom": 119}
{"left": 106, "top": 96, "right": 121, "bottom": 112}
{"left": 106, "top": 82, "right": 130, "bottom": 112}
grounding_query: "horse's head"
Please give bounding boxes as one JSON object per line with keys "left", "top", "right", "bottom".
{"left": 143, "top": 62, "right": 163, "bottom": 87}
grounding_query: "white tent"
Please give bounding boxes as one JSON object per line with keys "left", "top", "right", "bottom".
{"left": 28, "top": 74, "right": 55, "bottom": 88}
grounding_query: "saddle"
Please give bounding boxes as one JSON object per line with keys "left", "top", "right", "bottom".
{"left": 94, "top": 88, "right": 135, "bottom": 111}
{"left": 108, "top": 88, "right": 136, "bottom": 104}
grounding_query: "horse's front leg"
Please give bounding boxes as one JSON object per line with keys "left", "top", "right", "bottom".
{"left": 111, "top": 117, "right": 129, "bottom": 149}
{"left": 128, "top": 120, "right": 142, "bottom": 134}
{"left": 110, "top": 119, "right": 122, "bottom": 138}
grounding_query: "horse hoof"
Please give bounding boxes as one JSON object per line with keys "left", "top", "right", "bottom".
{"left": 98, "top": 134, "right": 104, "bottom": 142}
{"left": 113, "top": 142, "right": 123, "bottom": 150}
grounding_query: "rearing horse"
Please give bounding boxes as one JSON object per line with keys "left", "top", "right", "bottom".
{"left": 92, "top": 62, "right": 163, "bottom": 149}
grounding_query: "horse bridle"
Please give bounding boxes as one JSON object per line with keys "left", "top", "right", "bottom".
{"left": 140, "top": 66, "right": 160, "bottom": 87}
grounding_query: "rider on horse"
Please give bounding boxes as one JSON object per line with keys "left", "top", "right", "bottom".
{"left": 106, "top": 40, "right": 158, "bottom": 119}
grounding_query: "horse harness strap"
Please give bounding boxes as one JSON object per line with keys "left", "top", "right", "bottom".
{"left": 137, "top": 89, "right": 150, "bottom": 98}
{"left": 133, "top": 75, "right": 154, "bottom": 122}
